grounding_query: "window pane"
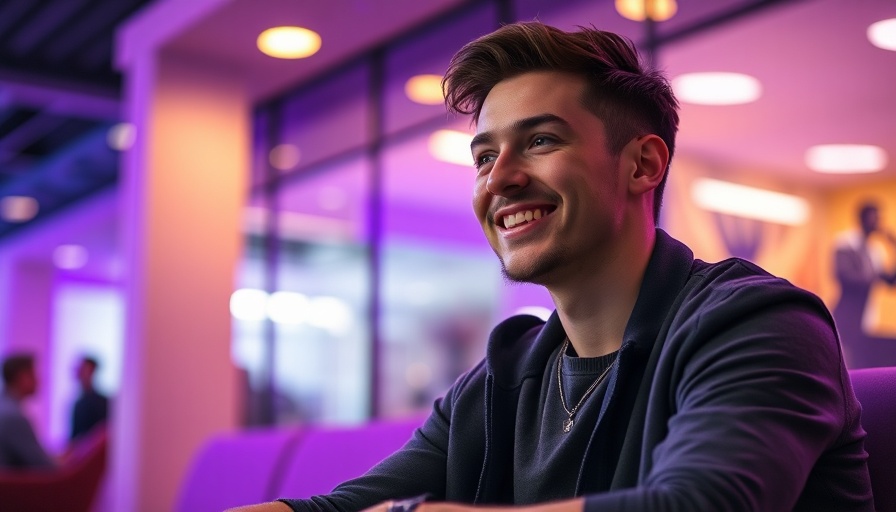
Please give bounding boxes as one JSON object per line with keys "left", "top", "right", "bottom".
{"left": 235, "top": 156, "right": 372, "bottom": 424}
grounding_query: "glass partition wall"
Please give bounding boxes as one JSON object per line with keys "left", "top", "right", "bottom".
{"left": 233, "top": 0, "right": 873, "bottom": 424}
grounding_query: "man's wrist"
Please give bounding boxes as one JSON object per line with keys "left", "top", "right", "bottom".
{"left": 387, "top": 494, "right": 432, "bottom": 512}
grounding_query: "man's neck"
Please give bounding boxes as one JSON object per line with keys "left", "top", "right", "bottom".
{"left": 549, "top": 227, "right": 656, "bottom": 358}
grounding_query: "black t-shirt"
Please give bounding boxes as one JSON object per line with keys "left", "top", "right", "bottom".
{"left": 514, "top": 343, "right": 618, "bottom": 504}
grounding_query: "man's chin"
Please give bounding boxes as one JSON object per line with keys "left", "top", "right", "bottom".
{"left": 499, "top": 261, "right": 551, "bottom": 286}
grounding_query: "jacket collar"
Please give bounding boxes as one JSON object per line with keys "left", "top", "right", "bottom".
{"left": 486, "top": 229, "right": 695, "bottom": 388}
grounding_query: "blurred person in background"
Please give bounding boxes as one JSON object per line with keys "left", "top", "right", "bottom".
{"left": 834, "top": 200, "right": 896, "bottom": 368}
{"left": 0, "top": 352, "right": 56, "bottom": 470}
{"left": 70, "top": 355, "right": 108, "bottom": 442}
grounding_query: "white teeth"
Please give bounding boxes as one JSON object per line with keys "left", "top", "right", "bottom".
{"left": 503, "top": 209, "right": 545, "bottom": 228}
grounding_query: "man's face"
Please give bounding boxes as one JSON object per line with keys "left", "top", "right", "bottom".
{"left": 471, "top": 71, "right": 628, "bottom": 285}
{"left": 861, "top": 207, "right": 879, "bottom": 235}
{"left": 76, "top": 360, "right": 95, "bottom": 388}
{"left": 16, "top": 367, "right": 37, "bottom": 397}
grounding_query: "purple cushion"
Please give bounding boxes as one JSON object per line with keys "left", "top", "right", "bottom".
{"left": 850, "top": 367, "right": 896, "bottom": 512}
{"left": 175, "top": 427, "right": 303, "bottom": 512}
{"left": 274, "top": 415, "right": 424, "bottom": 499}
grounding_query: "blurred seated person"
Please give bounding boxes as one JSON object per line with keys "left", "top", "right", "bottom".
{"left": 70, "top": 356, "right": 108, "bottom": 442}
{"left": 0, "top": 353, "right": 56, "bottom": 470}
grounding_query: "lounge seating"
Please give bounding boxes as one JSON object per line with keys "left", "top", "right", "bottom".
{"left": 0, "top": 425, "right": 108, "bottom": 512}
{"left": 273, "top": 415, "right": 425, "bottom": 498}
{"left": 175, "top": 414, "right": 423, "bottom": 512}
{"left": 849, "top": 366, "right": 896, "bottom": 512}
{"left": 175, "top": 426, "right": 305, "bottom": 512}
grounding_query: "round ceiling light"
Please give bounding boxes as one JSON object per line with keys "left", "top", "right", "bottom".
{"left": 868, "top": 18, "right": 896, "bottom": 51}
{"left": 257, "top": 26, "right": 321, "bottom": 59}
{"left": 616, "top": 0, "right": 677, "bottom": 22}
{"left": 405, "top": 74, "right": 444, "bottom": 105}
{"left": 428, "top": 130, "right": 474, "bottom": 167}
{"left": 805, "top": 144, "right": 888, "bottom": 174}
{"left": 672, "top": 72, "right": 762, "bottom": 105}
{"left": 107, "top": 122, "right": 136, "bottom": 151}
{"left": 0, "top": 195, "right": 39, "bottom": 222}
{"left": 269, "top": 143, "right": 301, "bottom": 171}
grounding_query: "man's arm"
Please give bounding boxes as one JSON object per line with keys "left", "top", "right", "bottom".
{"left": 2, "top": 414, "right": 56, "bottom": 469}
{"left": 879, "top": 231, "right": 896, "bottom": 285}
{"left": 227, "top": 498, "right": 586, "bottom": 512}
{"left": 226, "top": 502, "right": 292, "bottom": 512}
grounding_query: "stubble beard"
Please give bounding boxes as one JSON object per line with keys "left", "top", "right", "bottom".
{"left": 496, "top": 244, "right": 568, "bottom": 285}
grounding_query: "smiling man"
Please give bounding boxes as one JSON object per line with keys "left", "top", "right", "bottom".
{"left": 235, "top": 22, "right": 873, "bottom": 512}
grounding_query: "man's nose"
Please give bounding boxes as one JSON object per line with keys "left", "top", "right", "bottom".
{"left": 486, "top": 152, "right": 530, "bottom": 196}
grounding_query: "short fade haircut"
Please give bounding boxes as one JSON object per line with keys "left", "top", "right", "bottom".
{"left": 2, "top": 353, "right": 35, "bottom": 387}
{"left": 443, "top": 21, "right": 679, "bottom": 223}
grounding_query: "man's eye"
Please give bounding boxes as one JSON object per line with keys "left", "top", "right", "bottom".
{"left": 532, "top": 136, "right": 553, "bottom": 147}
{"left": 475, "top": 154, "right": 496, "bottom": 169}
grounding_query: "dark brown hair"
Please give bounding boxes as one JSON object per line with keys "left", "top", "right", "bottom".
{"left": 2, "top": 353, "right": 34, "bottom": 386}
{"left": 443, "top": 22, "right": 679, "bottom": 223}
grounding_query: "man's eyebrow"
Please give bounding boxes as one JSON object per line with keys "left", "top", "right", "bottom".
{"left": 470, "top": 113, "right": 569, "bottom": 150}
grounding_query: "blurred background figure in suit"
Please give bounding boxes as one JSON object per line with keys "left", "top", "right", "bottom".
{"left": 833, "top": 200, "right": 896, "bottom": 368}
{"left": 70, "top": 356, "right": 108, "bottom": 443}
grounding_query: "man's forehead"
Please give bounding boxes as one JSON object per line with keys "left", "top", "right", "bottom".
{"left": 477, "top": 72, "right": 587, "bottom": 127}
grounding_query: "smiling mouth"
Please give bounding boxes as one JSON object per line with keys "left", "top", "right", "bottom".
{"left": 502, "top": 208, "right": 552, "bottom": 229}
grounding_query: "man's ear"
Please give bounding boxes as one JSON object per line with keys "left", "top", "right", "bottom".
{"left": 628, "top": 134, "right": 669, "bottom": 196}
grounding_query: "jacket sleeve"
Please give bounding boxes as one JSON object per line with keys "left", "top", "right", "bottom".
{"left": 1, "top": 413, "right": 56, "bottom": 470}
{"left": 278, "top": 362, "right": 484, "bottom": 512}
{"left": 584, "top": 273, "right": 868, "bottom": 511}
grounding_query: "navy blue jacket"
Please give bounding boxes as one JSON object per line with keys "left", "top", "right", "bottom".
{"left": 284, "top": 230, "right": 873, "bottom": 511}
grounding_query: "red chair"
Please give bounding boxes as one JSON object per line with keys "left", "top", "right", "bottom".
{"left": 0, "top": 425, "right": 108, "bottom": 512}
{"left": 850, "top": 367, "right": 896, "bottom": 512}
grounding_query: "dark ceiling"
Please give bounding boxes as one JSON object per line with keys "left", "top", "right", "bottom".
{"left": 0, "top": 0, "right": 156, "bottom": 239}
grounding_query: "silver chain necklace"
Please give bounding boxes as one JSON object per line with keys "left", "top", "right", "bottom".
{"left": 556, "top": 337, "right": 617, "bottom": 433}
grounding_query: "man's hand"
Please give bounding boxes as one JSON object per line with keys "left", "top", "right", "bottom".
{"left": 224, "top": 501, "right": 293, "bottom": 512}
{"left": 362, "top": 498, "right": 585, "bottom": 512}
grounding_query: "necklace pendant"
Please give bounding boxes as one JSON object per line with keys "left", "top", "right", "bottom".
{"left": 563, "top": 417, "right": 574, "bottom": 432}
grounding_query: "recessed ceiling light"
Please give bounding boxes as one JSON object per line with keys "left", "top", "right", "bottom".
{"left": 269, "top": 143, "right": 301, "bottom": 171}
{"left": 691, "top": 178, "right": 809, "bottom": 226}
{"left": 428, "top": 129, "right": 473, "bottom": 167}
{"left": 0, "top": 195, "right": 39, "bottom": 222}
{"left": 107, "top": 123, "right": 136, "bottom": 151}
{"left": 615, "top": 0, "right": 677, "bottom": 21}
{"left": 805, "top": 144, "right": 888, "bottom": 174}
{"left": 868, "top": 18, "right": 896, "bottom": 51}
{"left": 257, "top": 26, "right": 321, "bottom": 59}
{"left": 672, "top": 72, "right": 762, "bottom": 105}
{"left": 405, "top": 74, "right": 444, "bottom": 105}
{"left": 53, "top": 244, "right": 88, "bottom": 270}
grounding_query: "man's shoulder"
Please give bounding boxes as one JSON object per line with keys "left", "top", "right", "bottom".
{"left": 691, "top": 256, "right": 804, "bottom": 295}
{"left": 682, "top": 256, "right": 832, "bottom": 326}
